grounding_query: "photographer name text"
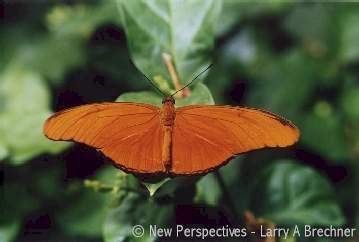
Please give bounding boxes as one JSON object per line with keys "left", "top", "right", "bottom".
{"left": 131, "top": 224, "right": 357, "bottom": 240}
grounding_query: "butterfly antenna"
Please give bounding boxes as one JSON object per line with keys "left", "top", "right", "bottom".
{"left": 129, "top": 57, "right": 166, "bottom": 97}
{"left": 171, "top": 64, "right": 213, "bottom": 97}
{"left": 141, "top": 72, "right": 166, "bottom": 97}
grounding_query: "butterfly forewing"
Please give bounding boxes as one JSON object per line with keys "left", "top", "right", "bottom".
{"left": 171, "top": 105, "right": 300, "bottom": 175}
{"left": 44, "top": 102, "right": 166, "bottom": 173}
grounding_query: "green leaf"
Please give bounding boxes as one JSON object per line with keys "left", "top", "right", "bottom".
{"left": 217, "top": 1, "right": 290, "bottom": 36}
{"left": 143, "top": 178, "right": 170, "bottom": 196}
{"left": 17, "top": 37, "right": 85, "bottom": 82}
{"left": 116, "top": 91, "right": 162, "bottom": 106}
{"left": 0, "top": 64, "right": 68, "bottom": 164}
{"left": 46, "top": 1, "right": 120, "bottom": 39}
{"left": 118, "top": 0, "right": 221, "bottom": 86}
{"left": 250, "top": 161, "right": 345, "bottom": 226}
{"left": 0, "top": 142, "right": 8, "bottom": 160}
{"left": 341, "top": 85, "right": 359, "bottom": 122}
{"left": 0, "top": 219, "right": 21, "bottom": 242}
{"left": 1, "top": 112, "right": 68, "bottom": 163}
{"left": 57, "top": 189, "right": 109, "bottom": 237}
{"left": 195, "top": 173, "right": 221, "bottom": 206}
{"left": 1, "top": 165, "right": 66, "bottom": 242}
{"left": 0, "top": 65, "right": 50, "bottom": 113}
{"left": 246, "top": 49, "right": 320, "bottom": 119}
{"left": 300, "top": 106, "right": 348, "bottom": 161}
{"left": 116, "top": 83, "right": 214, "bottom": 107}
{"left": 152, "top": 176, "right": 199, "bottom": 201}
{"left": 56, "top": 167, "right": 117, "bottom": 237}
{"left": 356, "top": 164, "right": 359, "bottom": 234}
{"left": 1, "top": 25, "right": 85, "bottom": 84}
{"left": 2, "top": 179, "right": 40, "bottom": 220}
{"left": 103, "top": 193, "right": 173, "bottom": 242}
{"left": 176, "top": 83, "right": 214, "bottom": 106}
{"left": 57, "top": 188, "right": 110, "bottom": 237}
{"left": 1, "top": 163, "right": 71, "bottom": 242}
{"left": 284, "top": 4, "right": 336, "bottom": 58}
{"left": 339, "top": 8, "right": 359, "bottom": 62}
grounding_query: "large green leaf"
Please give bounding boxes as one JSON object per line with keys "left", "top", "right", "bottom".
{"left": 118, "top": 0, "right": 221, "bottom": 88}
{"left": 0, "top": 64, "right": 68, "bottom": 164}
{"left": 250, "top": 161, "right": 345, "bottom": 226}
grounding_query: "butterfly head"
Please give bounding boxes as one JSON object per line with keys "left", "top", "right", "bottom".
{"left": 162, "top": 96, "right": 175, "bottom": 105}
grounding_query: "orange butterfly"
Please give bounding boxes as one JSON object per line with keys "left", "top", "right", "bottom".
{"left": 43, "top": 96, "right": 299, "bottom": 176}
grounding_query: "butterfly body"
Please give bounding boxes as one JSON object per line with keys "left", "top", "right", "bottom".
{"left": 160, "top": 97, "right": 176, "bottom": 172}
{"left": 44, "top": 97, "right": 299, "bottom": 176}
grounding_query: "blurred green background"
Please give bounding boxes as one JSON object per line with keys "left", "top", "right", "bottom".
{"left": 1, "top": 1, "right": 359, "bottom": 242}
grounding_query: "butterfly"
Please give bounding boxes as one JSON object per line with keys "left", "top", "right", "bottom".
{"left": 43, "top": 95, "right": 300, "bottom": 176}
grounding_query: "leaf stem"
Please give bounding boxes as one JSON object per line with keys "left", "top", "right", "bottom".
{"left": 162, "top": 53, "right": 190, "bottom": 97}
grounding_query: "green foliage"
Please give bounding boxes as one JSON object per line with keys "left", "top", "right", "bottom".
{"left": 46, "top": 1, "right": 120, "bottom": 39}
{"left": 339, "top": 7, "right": 359, "bottom": 62}
{"left": 250, "top": 161, "right": 345, "bottom": 226}
{"left": 56, "top": 167, "right": 117, "bottom": 237}
{"left": 118, "top": 0, "right": 221, "bottom": 86}
{"left": 143, "top": 179, "right": 170, "bottom": 196}
{"left": 117, "top": 91, "right": 162, "bottom": 106}
{"left": 1, "top": 1, "right": 358, "bottom": 242}
{"left": 0, "top": 219, "right": 20, "bottom": 242}
{"left": 301, "top": 106, "right": 349, "bottom": 161}
{"left": 116, "top": 83, "right": 214, "bottom": 107}
{"left": 195, "top": 173, "right": 222, "bottom": 206}
{"left": 0, "top": 63, "right": 68, "bottom": 164}
{"left": 103, "top": 193, "right": 173, "bottom": 242}
{"left": 341, "top": 85, "right": 359, "bottom": 122}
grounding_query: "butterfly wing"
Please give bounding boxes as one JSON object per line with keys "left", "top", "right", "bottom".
{"left": 172, "top": 105, "right": 300, "bottom": 175}
{"left": 44, "top": 102, "right": 166, "bottom": 174}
